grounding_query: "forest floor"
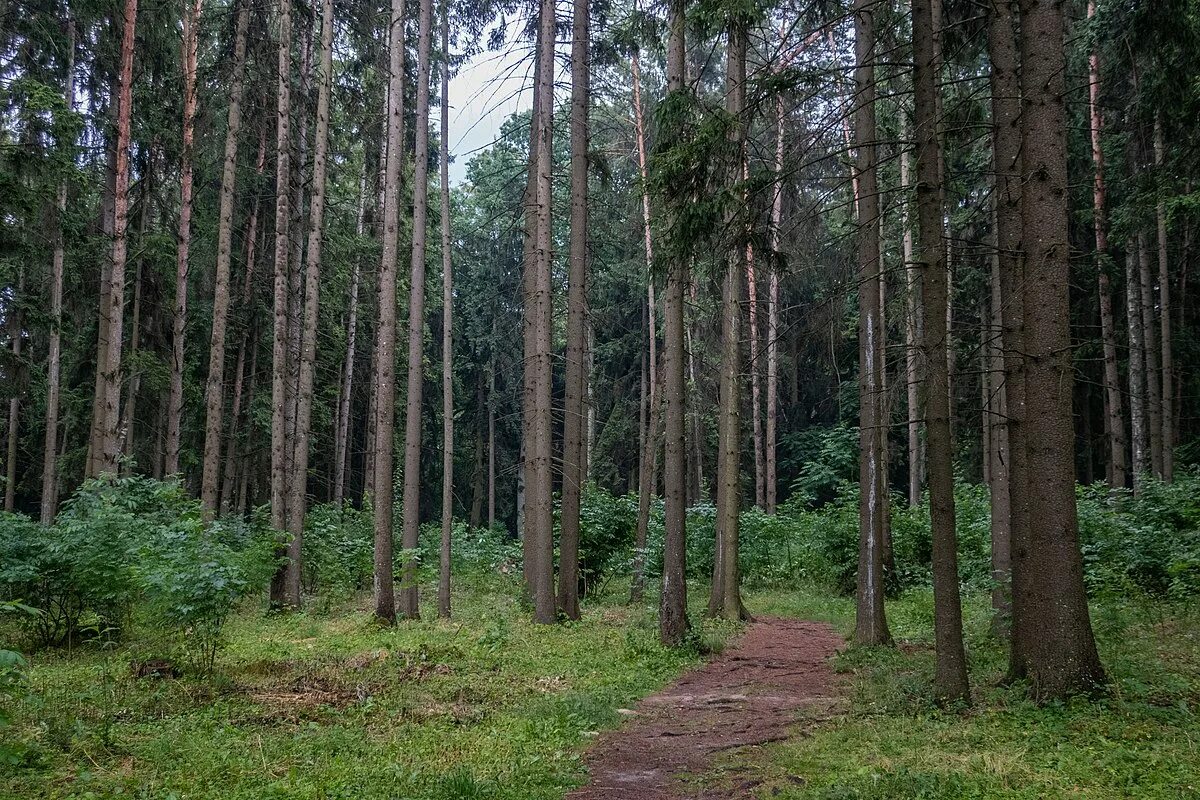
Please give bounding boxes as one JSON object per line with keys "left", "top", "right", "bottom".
{"left": 567, "top": 617, "right": 843, "bottom": 799}
{"left": 3, "top": 578, "right": 1199, "bottom": 799}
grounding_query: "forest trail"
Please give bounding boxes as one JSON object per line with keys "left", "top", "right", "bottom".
{"left": 569, "top": 617, "right": 844, "bottom": 799}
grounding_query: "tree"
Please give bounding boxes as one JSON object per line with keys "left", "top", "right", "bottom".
{"left": 852, "top": 0, "right": 889, "bottom": 647}
{"left": 201, "top": 0, "right": 250, "bottom": 516}
{"left": 87, "top": 0, "right": 138, "bottom": 478}
{"left": 373, "top": 0, "right": 407, "bottom": 626}
{"left": 165, "top": 0, "right": 202, "bottom": 478}
{"left": 658, "top": 0, "right": 689, "bottom": 648}
{"left": 399, "top": 0, "right": 434, "bottom": 620}
{"left": 1012, "top": 0, "right": 1105, "bottom": 699}
{"left": 914, "top": 0, "right": 968, "bottom": 702}
{"left": 438, "top": 0, "right": 453, "bottom": 620}
{"left": 557, "top": 0, "right": 590, "bottom": 621}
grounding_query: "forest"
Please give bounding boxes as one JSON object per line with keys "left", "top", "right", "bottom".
{"left": 1, "top": 0, "right": 1199, "bottom": 795}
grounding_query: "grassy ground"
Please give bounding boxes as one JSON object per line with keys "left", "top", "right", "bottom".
{"left": 4, "top": 577, "right": 1198, "bottom": 799}
{"left": 731, "top": 588, "right": 1200, "bottom": 799}
{"left": 2, "top": 574, "right": 733, "bottom": 800}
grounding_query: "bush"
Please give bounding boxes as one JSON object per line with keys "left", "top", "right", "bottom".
{"left": 0, "top": 476, "right": 278, "bottom": 667}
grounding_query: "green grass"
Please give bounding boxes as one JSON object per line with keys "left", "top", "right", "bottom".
{"left": 1, "top": 573, "right": 728, "bottom": 800}
{"left": 728, "top": 589, "right": 1200, "bottom": 799}
{"left": 5, "top": 576, "right": 1199, "bottom": 799}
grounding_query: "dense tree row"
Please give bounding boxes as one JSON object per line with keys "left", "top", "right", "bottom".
{"left": 0, "top": 0, "right": 1196, "bottom": 701}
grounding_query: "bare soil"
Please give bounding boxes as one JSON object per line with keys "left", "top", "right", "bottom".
{"left": 568, "top": 617, "right": 843, "bottom": 799}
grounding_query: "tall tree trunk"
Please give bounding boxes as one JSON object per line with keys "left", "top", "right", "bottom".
{"left": 285, "top": 0, "right": 334, "bottom": 606}
{"left": 165, "top": 0, "right": 202, "bottom": 477}
{"left": 333, "top": 165, "right": 368, "bottom": 507}
{"left": 42, "top": 17, "right": 74, "bottom": 523}
{"left": 372, "top": 0, "right": 407, "bottom": 625}
{"left": 397, "top": 0, "right": 434, "bottom": 620}
{"left": 201, "top": 0, "right": 249, "bottom": 515}
{"left": 487, "top": 342, "right": 496, "bottom": 529}
{"left": 852, "top": 0, "right": 890, "bottom": 646}
{"left": 1139, "top": 235, "right": 1163, "bottom": 478}
{"left": 470, "top": 372, "right": 485, "bottom": 528}
{"left": 710, "top": 15, "right": 749, "bottom": 622}
{"left": 521, "top": 0, "right": 556, "bottom": 624}
{"left": 900, "top": 122, "right": 923, "bottom": 507}
{"left": 269, "top": 0, "right": 295, "bottom": 608}
{"left": 989, "top": 0, "right": 1024, "bottom": 652}
{"left": 5, "top": 267, "right": 23, "bottom": 510}
{"left": 630, "top": 46, "right": 658, "bottom": 605}
{"left": 746, "top": 175, "right": 765, "bottom": 511}
{"left": 986, "top": 246, "right": 1010, "bottom": 635}
{"left": 87, "top": 0, "right": 138, "bottom": 477}
{"left": 659, "top": 0, "right": 689, "bottom": 647}
{"left": 1126, "top": 244, "right": 1148, "bottom": 490}
{"left": 1013, "top": 0, "right": 1105, "bottom": 700}
{"left": 915, "top": 0, "right": 967, "bottom": 700}
{"left": 1154, "top": 117, "right": 1173, "bottom": 482}
{"left": 1087, "top": 0, "right": 1127, "bottom": 490}
{"left": 766, "top": 95, "right": 782, "bottom": 515}
{"left": 438, "top": 2, "right": 453, "bottom": 620}
{"left": 557, "top": 0, "right": 589, "bottom": 621}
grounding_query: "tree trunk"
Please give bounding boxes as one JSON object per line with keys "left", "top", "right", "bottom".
{"left": 1154, "top": 116, "right": 1173, "bottom": 482}
{"left": 333, "top": 165, "right": 368, "bottom": 507}
{"left": 710, "top": 16, "right": 749, "bottom": 622}
{"left": 165, "top": 0, "right": 202, "bottom": 477}
{"left": 269, "top": 0, "right": 296, "bottom": 608}
{"left": 1087, "top": 0, "right": 1127, "bottom": 491}
{"left": 630, "top": 46, "right": 658, "bottom": 605}
{"left": 852, "top": 0, "right": 890, "bottom": 647}
{"left": 438, "top": 2, "right": 453, "bottom": 620}
{"left": 746, "top": 177, "right": 765, "bottom": 511}
{"left": 201, "top": 0, "right": 249, "bottom": 515}
{"left": 487, "top": 343, "right": 496, "bottom": 530}
{"left": 1127, "top": 244, "right": 1149, "bottom": 490}
{"left": 766, "top": 94, "right": 782, "bottom": 515}
{"left": 372, "top": 0, "right": 407, "bottom": 625}
{"left": 42, "top": 18, "right": 74, "bottom": 523}
{"left": 914, "top": 0, "right": 967, "bottom": 700}
{"left": 284, "top": 0, "right": 334, "bottom": 607}
{"left": 520, "top": 0, "right": 556, "bottom": 624}
{"left": 900, "top": 127, "right": 923, "bottom": 507}
{"left": 5, "top": 267, "right": 23, "bottom": 510}
{"left": 658, "top": 0, "right": 689, "bottom": 647}
{"left": 557, "top": 0, "right": 589, "bottom": 621}
{"left": 87, "top": 0, "right": 138, "bottom": 477}
{"left": 397, "top": 0, "right": 434, "bottom": 621}
{"left": 1139, "top": 234, "right": 1163, "bottom": 478}
{"left": 1013, "top": 0, "right": 1105, "bottom": 699}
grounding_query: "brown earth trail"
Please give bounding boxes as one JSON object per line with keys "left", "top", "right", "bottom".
{"left": 569, "top": 617, "right": 843, "bottom": 799}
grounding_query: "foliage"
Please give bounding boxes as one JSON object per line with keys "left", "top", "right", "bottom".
{"left": 0, "top": 477, "right": 277, "bottom": 667}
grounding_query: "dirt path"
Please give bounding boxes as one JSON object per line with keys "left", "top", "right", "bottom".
{"left": 569, "top": 617, "right": 843, "bottom": 799}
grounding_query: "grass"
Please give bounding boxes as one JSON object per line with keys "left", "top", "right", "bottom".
{"left": 729, "top": 588, "right": 1200, "bottom": 799}
{"left": 1, "top": 572, "right": 729, "bottom": 800}
{"left": 4, "top": 575, "right": 1199, "bottom": 799}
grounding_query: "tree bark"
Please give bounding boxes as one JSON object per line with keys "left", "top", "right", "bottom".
{"left": 557, "top": 0, "right": 589, "bottom": 621}
{"left": 852, "top": 0, "right": 890, "bottom": 647}
{"left": 1013, "top": 0, "right": 1105, "bottom": 699}
{"left": 5, "top": 267, "right": 23, "bottom": 510}
{"left": 165, "top": 0, "right": 202, "bottom": 477}
{"left": 900, "top": 125, "right": 923, "bottom": 507}
{"left": 87, "top": 0, "right": 138, "bottom": 477}
{"left": 1126, "top": 244, "right": 1148, "bottom": 490}
{"left": 1154, "top": 116, "right": 1173, "bottom": 482}
{"left": 201, "top": 0, "right": 249, "bottom": 515}
{"left": 1139, "top": 235, "right": 1163, "bottom": 478}
{"left": 915, "top": 0, "right": 967, "bottom": 700}
{"left": 766, "top": 94, "right": 783, "bottom": 515}
{"left": 372, "top": 0, "right": 407, "bottom": 625}
{"left": 397, "top": 0, "right": 434, "bottom": 620}
{"left": 269, "top": 0, "right": 296, "bottom": 608}
{"left": 1086, "top": 0, "right": 1127, "bottom": 491}
{"left": 334, "top": 165, "right": 368, "bottom": 507}
{"left": 42, "top": 17, "right": 74, "bottom": 523}
{"left": 284, "top": 0, "right": 334, "bottom": 606}
{"left": 659, "top": 0, "right": 689, "bottom": 647}
{"left": 438, "top": 1, "right": 453, "bottom": 620}
{"left": 710, "top": 15, "right": 749, "bottom": 622}
{"left": 746, "top": 173, "right": 765, "bottom": 511}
